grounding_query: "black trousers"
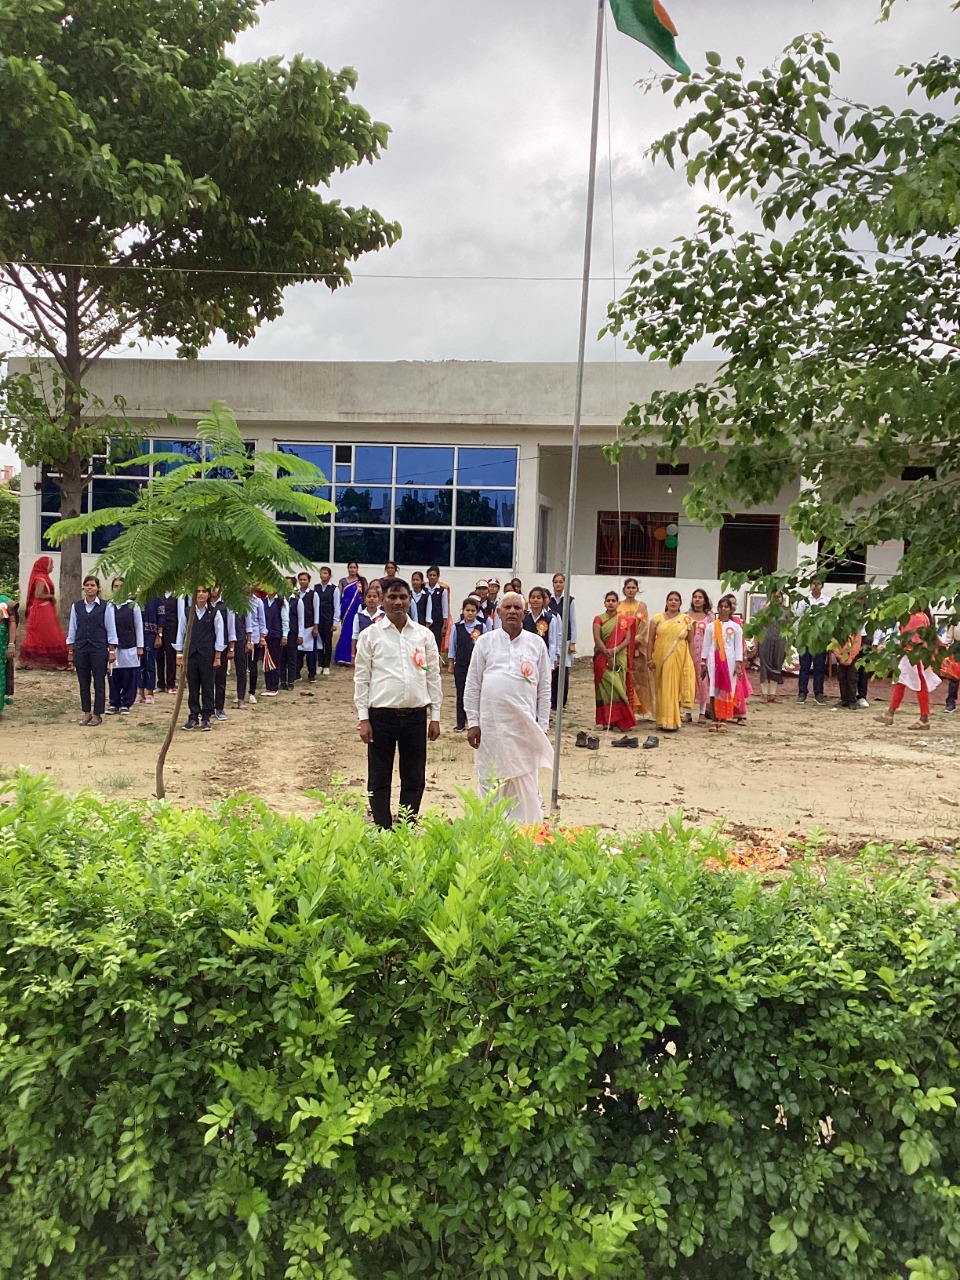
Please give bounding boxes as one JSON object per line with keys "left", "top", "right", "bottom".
{"left": 248, "top": 645, "right": 261, "bottom": 695}
{"left": 551, "top": 664, "right": 569, "bottom": 710}
{"left": 214, "top": 651, "right": 229, "bottom": 712}
{"left": 837, "top": 661, "right": 858, "bottom": 707}
{"left": 186, "top": 654, "right": 215, "bottom": 722}
{"left": 234, "top": 643, "right": 249, "bottom": 702}
{"left": 156, "top": 633, "right": 178, "bottom": 690}
{"left": 454, "top": 667, "right": 469, "bottom": 729}
{"left": 279, "top": 638, "right": 297, "bottom": 686}
{"left": 318, "top": 620, "right": 333, "bottom": 669}
{"left": 856, "top": 643, "right": 871, "bottom": 701}
{"left": 295, "top": 647, "right": 318, "bottom": 680}
{"left": 108, "top": 666, "right": 139, "bottom": 710}
{"left": 798, "top": 649, "right": 826, "bottom": 697}
{"left": 367, "top": 706, "right": 428, "bottom": 829}
{"left": 75, "top": 648, "right": 107, "bottom": 716}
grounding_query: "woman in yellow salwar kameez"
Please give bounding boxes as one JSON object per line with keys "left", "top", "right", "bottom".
{"left": 647, "top": 591, "right": 696, "bottom": 732}
{"left": 618, "top": 578, "right": 654, "bottom": 720}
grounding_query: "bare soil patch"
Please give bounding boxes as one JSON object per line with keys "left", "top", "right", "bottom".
{"left": 2, "top": 664, "right": 958, "bottom": 859}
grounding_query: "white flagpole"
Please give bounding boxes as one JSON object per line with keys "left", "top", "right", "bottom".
{"left": 550, "top": 0, "right": 606, "bottom": 813}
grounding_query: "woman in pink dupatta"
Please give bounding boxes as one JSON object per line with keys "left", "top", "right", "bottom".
{"left": 700, "top": 597, "right": 743, "bottom": 733}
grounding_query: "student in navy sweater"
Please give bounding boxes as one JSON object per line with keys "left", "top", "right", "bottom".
{"left": 174, "top": 585, "right": 225, "bottom": 731}
{"left": 106, "top": 578, "right": 144, "bottom": 715}
{"left": 260, "top": 589, "right": 289, "bottom": 696}
{"left": 138, "top": 595, "right": 162, "bottom": 704}
{"left": 447, "top": 596, "right": 485, "bottom": 732}
{"left": 65, "top": 576, "right": 119, "bottom": 727}
{"left": 315, "top": 566, "right": 340, "bottom": 677}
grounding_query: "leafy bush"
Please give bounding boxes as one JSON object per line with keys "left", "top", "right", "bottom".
{"left": 0, "top": 772, "right": 958, "bottom": 1280}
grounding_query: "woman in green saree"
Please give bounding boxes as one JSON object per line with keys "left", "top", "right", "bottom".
{"left": 592, "top": 591, "right": 637, "bottom": 731}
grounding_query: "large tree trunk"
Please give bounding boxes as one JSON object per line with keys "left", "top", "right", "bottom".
{"left": 156, "top": 604, "right": 191, "bottom": 800}
{"left": 56, "top": 451, "right": 85, "bottom": 629}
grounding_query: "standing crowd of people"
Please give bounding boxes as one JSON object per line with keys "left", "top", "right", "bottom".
{"left": 8, "top": 556, "right": 960, "bottom": 828}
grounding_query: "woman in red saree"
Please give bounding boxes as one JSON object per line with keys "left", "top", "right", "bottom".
{"left": 18, "top": 556, "right": 69, "bottom": 670}
{"left": 593, "top": 591, "right": 637, "bottom": 731}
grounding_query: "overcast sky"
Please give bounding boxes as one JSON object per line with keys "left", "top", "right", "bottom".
{"left": 0, "top": 0, "right": 950, "bottom": 467}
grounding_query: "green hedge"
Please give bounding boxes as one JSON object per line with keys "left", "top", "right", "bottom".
{"left": 0, "top": 772, "right": 958, "bottom": 1280}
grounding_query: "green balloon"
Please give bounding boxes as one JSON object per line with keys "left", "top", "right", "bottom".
{"left": 664, "top": 534, "right": 679, "bottom": 549}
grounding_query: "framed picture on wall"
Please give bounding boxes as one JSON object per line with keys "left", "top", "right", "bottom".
{"left": 745, "top": 591, "right": 768, "bottom": 621}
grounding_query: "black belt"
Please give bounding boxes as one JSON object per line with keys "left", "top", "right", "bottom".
{"left": 369, "top": 706, "right": 428, "bottom": 716}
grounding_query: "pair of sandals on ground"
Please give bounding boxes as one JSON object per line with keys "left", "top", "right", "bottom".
{"left": 576, "top": 730, "right": 659, "bottom": 750}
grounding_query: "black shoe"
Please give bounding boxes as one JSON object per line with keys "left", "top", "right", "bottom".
{"left": 813, "top": 695, "right": 827, "bottom": 706}
{"left": 612, "top": 735, "right": 639, "bottom": 748}
{"left": 308, "top": 674, "right": 317, "bottom": 683}
{"left": 200, "top": 720, "right": 212, "bottom": 732}
{"left": 642, "top": 735, "right": 659, "bottom": 749}
{"left": 182, "top": 720, "right": 198, "bottom": 731}
{"left": 575, "top": 731, "right": 588, "bottom": 748}
{"left": 585, "top": 735, "right": 600, "bottom": 750}
{"left": 454, "top": 725, "right": 465, "bottom": 733}
{"left": 797, "top": 694, "right": 807, "bottom": 704}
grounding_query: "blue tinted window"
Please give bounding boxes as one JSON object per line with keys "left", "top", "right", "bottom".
{"left": 41, "top": 513, "right": 89, "bottom": 555}
{"left": 40, "top": 472, "right": 88, "bottom": 515}
{"left": 455, "top": 530, "right": 514, "bottom": 569}
{"left": 91, "top": 521, "right": 126, "bottom": 554}
{"left": 278, "top": 443, "right": 332, "bottom": 482}
{"left": 334, "top": 527, "right": 390, "bottom": 564}
{"left": 151, "top": 440, "right": 204, "bottom": 474}
{"left": 91, "top": 478, "right": 144, "bottom": 511}
{"left": 456, "top": 448, "right": 517, "bottom": 488}
{"left": 335, "top": 464, "right": 351, "bottom": 484}
{"left": 336, "top": 486, "right": 391, "bottom": 525}
{"left": 354, "top": 446, "right": 393, "bottom": 484}
{"left": 396, "top": 447, "right": 454, "bottom": 486}
{"left": 394, "top": 488, "right": 452, "bottom": 526}
{"left": 455, "top": 490, "right": 515, "bottom": 528}
{"left": 106, "top": 440, "right": 150, "bottom": 478}
{"left": 278, "top": 523, "right": 331, "bottom": 562}
{"left": 395, "top": 528, "right": 451, "bottom": 566}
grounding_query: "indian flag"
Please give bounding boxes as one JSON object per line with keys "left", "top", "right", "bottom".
{"left": 609, "top": 0, "right": 691, "bottom": 75}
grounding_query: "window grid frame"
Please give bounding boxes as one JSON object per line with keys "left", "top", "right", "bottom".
{"left": 275, "top": 441, "right": 518, "bottom": 568}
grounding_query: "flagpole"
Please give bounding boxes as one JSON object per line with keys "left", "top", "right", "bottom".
{"left": 551, "top": 0, "right": 606, "bottom": 813}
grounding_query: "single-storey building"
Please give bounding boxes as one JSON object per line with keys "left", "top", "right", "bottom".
{"left": 17, "top": 358, "right": 907, "bottom": 644}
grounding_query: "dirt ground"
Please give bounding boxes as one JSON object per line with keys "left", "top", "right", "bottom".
{"left": 2, "top": 660, "right": 958, "bottom": 857}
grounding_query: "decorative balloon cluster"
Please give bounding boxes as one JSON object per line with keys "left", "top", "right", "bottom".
{"left": 653, "top": 521, "right": 680, "bottom": 549}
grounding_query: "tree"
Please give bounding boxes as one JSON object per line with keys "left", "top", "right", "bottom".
{"left": 0, "top": 476, "right": 17, "bottom": 597}
{"left": 0, "top": 0, "right": 399, "bottom": 618}
{"left": 47, "top": 401, "right": 333, "bottom": 799}
{"left": 604, "top": 3, "right": 960, "bottom": 649}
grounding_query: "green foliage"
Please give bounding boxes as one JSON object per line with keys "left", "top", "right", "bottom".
{"left": 0, "top": 479, "right": 17, "bottom": 597}
{"left": 0, "top": 0, "right": 399, "bottom": 608}
{"left": 0, "top": 773, "right": 958, "bottom": 1278}
{"left": 44, "top": 399, "right": 331, "bottom": 617}
{"left": 604, "top": 5, "right": 960, "bottom": 647}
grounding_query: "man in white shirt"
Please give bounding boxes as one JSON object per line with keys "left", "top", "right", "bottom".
{"left": 794, "top": 579, "right": 830, "bottom": 705}
{"left": 464, "top": 591, "right": 555, "bottom": 824}
{"left": 354, "top": 578, "right": 443, "bottom": 829}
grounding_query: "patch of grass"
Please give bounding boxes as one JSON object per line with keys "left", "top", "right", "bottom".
{"left": 19, "top": 699, "right": 72, "bottom": 723}
{"left": 98, "top": 773, "right": 136, "bottom": 792}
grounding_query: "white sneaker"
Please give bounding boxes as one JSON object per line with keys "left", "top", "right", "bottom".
{"left": 856, "top": 697, "right": 869, "bottom": 709}
{"left": 248, "top": 693, "right": 257, "bottom": 704}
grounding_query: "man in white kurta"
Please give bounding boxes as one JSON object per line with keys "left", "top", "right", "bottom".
{"left": 464, "top": 592, "right": 555, "bottom": 824}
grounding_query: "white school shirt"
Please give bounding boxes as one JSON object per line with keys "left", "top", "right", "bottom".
{"left": 526, "top": 609, "right": 561, "bottom": 665}
{"left": 174, "top": 606, "right": 226, "bottom": 653}
{"left": 111, "top": 600, "right": 144, "bottom": 669}
{"left": 353, "top": 617, "right": 443, "bottom": 721}
{"left": 66, "top": 599, "right": 120, "bottom": 646}
{"left": 794, "top": 591, "right": 830, "bottom": 618}
{"left": 549, "top": 595, "right": 578, "bottom": 666}
{"left": 352, "top": 606, "right": 384, "bottom": 640}
{"left": 424, "top": 585, "right": 449, "bottom": 625}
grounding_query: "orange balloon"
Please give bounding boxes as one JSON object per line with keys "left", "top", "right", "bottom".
{"left": 653, "top": 526, "right": 668, "bottom": 541}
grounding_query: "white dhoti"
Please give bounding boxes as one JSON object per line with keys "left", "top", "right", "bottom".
{"left": 478, "top": 770, "right": 545, "bottom": 824}
{"left": 464, "top": 628, "right": 555, "bottom": 825}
